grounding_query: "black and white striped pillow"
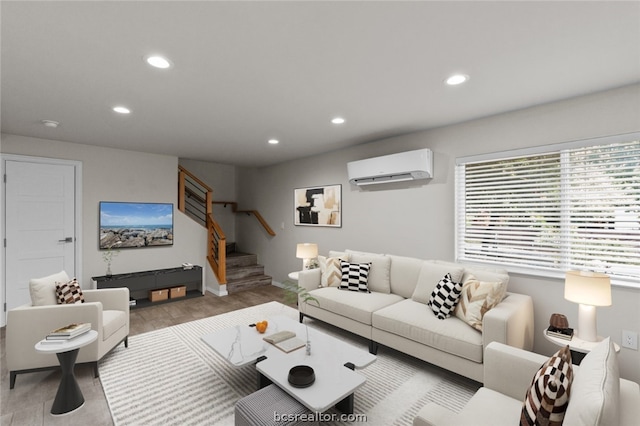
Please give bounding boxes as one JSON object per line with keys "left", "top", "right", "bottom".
{"left": 428, "top": 273, "right": 463, "bottom": 319}
{"left": 339, "top": 260, "right": 372, "bottom": 293}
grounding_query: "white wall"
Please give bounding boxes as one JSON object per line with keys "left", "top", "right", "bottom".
{"left": 236, "top": 83, "right": 640, "bottom": 382}
{"left": 1, "top": 134, "right": 207, "bottom": 287}
{"left": 178, "top": 158, "right": 237, "bottom": 243}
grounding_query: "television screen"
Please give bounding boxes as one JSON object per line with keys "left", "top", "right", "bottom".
{"left": 99, "top": 202, "right": 174, "bottom": 249}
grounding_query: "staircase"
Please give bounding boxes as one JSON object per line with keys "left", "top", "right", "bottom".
{"left": 225, "top": 243, "right": 272, "bottom": 293}
{"left": 177, "top": 166, "right": 274, "bottom": 293}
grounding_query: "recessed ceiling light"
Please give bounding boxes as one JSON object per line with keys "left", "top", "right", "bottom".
{"left": 145, "top": 55, "right": 172, "bottom": 69}
{"left": 331, "top": 117, "right": 345, "bottom": 124}
{"left": 41, "top": 120, "right": 59, "bottom": 128}
{"left": 445, "top": 74, "right": 469, "bottom": 85}
{"left": 268, "top": 139, "right": 279, "bottom": 145}
{"left": 113, "top": 106, "right": 131, "bottom": 114}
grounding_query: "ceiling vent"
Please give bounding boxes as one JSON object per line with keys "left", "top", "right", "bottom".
{"left": 347, "top": 148, "right": 433, "bottom": 186}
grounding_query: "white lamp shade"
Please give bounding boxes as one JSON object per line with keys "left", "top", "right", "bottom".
{"left": 564, "top": 270, "right": 611, "bottom": 307}
{"left": 296, "top": 243, "right": 318, "bottom": 259}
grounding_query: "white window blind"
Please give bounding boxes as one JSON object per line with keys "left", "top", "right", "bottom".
{"left": 456, "top": 135, "right": 640, "bottom": 285}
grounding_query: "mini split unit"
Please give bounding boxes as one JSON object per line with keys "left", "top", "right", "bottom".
{"left": 347, "top": 148, "right": 433, "bottom": 186}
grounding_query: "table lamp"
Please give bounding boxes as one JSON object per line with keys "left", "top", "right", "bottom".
{"left": 296, "top": 243, "right": 318, "bottom": 270}
{"left": 564, "top": 270, "right": 611, "bottom": 342}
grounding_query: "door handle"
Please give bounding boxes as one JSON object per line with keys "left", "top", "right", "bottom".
{"left": 58, "top": 237, "right": 74, "bottom": 243}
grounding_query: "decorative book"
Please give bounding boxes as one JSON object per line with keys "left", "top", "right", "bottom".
{"left": 263, "top": 330, "right": 306, "bottom": 353}
{"left": 47, "top": 322, "right": 91, "bottom": 340}
{"left": 546, "top": 326, "right": 574, "bottom": 340}
{"left": 40, "top": 339, "right": 67, "bottom": 345}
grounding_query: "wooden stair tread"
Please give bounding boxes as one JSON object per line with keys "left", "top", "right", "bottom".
{"left": 225, "top": 274, "right": 272, "bottom": 293}
{"left": 223, "top": 244, "right": 272, "bottom": 292}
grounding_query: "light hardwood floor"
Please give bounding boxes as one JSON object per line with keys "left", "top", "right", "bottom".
{"left": 0, "top": 285, "right": 289, "bottom": 426}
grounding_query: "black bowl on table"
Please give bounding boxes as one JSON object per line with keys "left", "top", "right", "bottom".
{"left": 288, "top": 365, "right": 315, "bottom": 388}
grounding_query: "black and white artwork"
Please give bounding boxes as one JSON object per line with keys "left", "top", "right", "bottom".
{"left": 294, "top": 185, "right": 341, "bottom": 227}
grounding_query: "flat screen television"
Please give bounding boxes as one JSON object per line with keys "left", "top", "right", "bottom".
{"left": 99, "top": 201, "right": 174, "bottom": 249}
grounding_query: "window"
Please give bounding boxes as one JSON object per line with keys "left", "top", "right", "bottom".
{"left": 455, "top": 133, "right": 640, "bottom": 286}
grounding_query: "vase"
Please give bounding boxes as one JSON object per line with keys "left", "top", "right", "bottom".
{"left": 106, "top": 263, "right": 112, "bottom": 277}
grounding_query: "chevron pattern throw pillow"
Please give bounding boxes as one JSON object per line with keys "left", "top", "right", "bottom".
{"left": 318, "top": 255, "right": 347, "bottom": 287}
{"left": 454, "top": 274, "right": 506, "bottom": 331}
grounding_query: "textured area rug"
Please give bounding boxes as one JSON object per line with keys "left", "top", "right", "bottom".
{"left": 99, "top": 301, "right": 479, "bottom": 425}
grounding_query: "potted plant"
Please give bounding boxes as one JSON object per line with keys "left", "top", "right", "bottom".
{"left": 102, "top": 242, "right": 121, "bottom": 277}
{"left": 282, "top": 280, "right": 319, "bottom": 355}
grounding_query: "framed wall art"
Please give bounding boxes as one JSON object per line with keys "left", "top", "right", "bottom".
{"left": 294, "top": 184, "right": 341, "bottom": 227}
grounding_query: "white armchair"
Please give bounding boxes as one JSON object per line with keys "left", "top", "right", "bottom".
{"left": 414, "top": 341, "right": 640, "bottom": 426}
{"left": 6, "top": 271, "right": 130, "bottom": 389}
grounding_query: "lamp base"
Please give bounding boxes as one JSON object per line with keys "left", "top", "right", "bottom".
{"left": 576, "top": 303, "right": 598, "bottom": 342}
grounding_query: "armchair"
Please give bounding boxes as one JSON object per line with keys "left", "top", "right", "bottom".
{"left": 414, "top": 341, "right": 640, "bottom": 426}
{"left": 6, "top": 271, "right": 129, "bottom": 389}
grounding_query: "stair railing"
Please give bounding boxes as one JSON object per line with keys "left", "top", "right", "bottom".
{"left": 207, "top": 213, "right": 226, "bottom": 284}
{"left": 178, "top": 166, "right": 227, "bottom": 284}
{"left": 178, "top": 166, "right": 277, "bottom": 285}
{"left": 213, "top": 201, "right": 276, "bottom": 236}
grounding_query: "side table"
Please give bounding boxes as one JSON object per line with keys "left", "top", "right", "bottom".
{"left": 287, "top": 271, "right": 300, "bottom": 281}
{"left": 35, "top": 330, "right": 98, "bottom": 415}
{"left": 543, "top": 328, "right": 620, "bottom": 365}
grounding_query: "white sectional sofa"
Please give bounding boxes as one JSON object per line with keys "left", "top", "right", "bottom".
{"left": 297, "top": 249, "right": 534, "bottom": 382}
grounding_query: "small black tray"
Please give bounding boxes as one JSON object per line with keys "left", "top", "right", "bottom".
{"left": 288, "top": 365, "right": 315, "bottom": 388}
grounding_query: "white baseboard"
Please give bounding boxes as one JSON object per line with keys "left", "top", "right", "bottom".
{"left": 206, "top": 285, "right": 228, "bottom": 297}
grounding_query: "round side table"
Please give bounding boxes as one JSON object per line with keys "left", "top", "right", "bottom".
{"left": 543, "top": 328, "right": 619, "bottom": 364}
{"left": 35, "top": 330, "right": 98, "bottom": 415}
{"left": 288, "top": 271, "right": 300, "bottom": 281}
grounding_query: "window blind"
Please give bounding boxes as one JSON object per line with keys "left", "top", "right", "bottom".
{"left": 456, "top": 137, "right": 640, "bottom": 285}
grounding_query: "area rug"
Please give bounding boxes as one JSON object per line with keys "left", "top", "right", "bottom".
{"left": 99, "top": 301, "right": 479, "bottom": 425}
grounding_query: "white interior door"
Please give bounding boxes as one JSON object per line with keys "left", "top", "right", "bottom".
{"left": 4, "top": 159, "right": 77, "bottom": 312}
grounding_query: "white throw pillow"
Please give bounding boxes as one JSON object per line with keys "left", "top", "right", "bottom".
{"left": 29, "top": 270, "right": 70, "bottom": 306}
{"left": 328, "top": 250, "right": 350, "bottom": 260}
{"left": 459, "top": 267, "right": 509, "bottom": 291}
{"left": 564, "top": 337, "right": 620, "bottom": 426}
{"left": 411, "top": 262, "right": 464, "bottom": 304}
{"left": 346, "top": 250, "right": 391, "bottom": 294}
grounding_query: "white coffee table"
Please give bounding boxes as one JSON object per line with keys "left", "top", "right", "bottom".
{"left": 201, "top": 315, "right": 375, "bottom": 413}
{"left": 35, "top": 330, "right": 98, "bottom": 415}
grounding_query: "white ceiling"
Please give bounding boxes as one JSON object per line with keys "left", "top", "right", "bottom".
{"left": 2, "top": 1, "right": 639, "bottom": 167}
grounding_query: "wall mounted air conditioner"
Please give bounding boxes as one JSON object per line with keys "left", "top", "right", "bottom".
{"left": 347, "top": 148, "right": 433, "bottom": 186}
